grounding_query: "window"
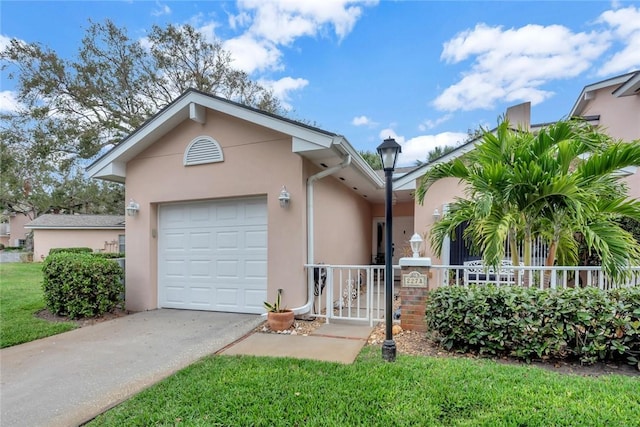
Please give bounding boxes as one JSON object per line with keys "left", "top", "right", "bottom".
{"left": 184, "top": 136, "right": 224, "bottom": 166}
{"left": 118, "top": 234, "right": 125, "bottom": 253}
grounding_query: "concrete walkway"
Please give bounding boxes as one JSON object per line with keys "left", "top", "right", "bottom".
{"left": 221, "top": 321, "right": 374, "bottom": 364}
{"left": 0, "top": 310, "right": 263, "bottom": 427}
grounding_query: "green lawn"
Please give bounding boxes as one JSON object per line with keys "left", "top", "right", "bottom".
{"left": 89, "top": 347, "right": 639, "bottom": 427}
{"left": 0, "top": 263, "right": 77, "bottom": 348}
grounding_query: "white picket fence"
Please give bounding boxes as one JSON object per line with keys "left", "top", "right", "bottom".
{"left": 306, "top": 263, "right": 640, "bottom": 324}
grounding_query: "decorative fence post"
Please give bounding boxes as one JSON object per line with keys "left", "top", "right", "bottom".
{"left": 398, "top": 257, "right": 432, "bottom": 332}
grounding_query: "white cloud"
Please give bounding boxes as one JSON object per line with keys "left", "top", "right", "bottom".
{"left": 352, "top": 115, "right": 377, "bottom": 127}
{"left": 223, "top": 34, "right": 282, "bottom": 73}
{"left": 418, "top": 114, "right": 452, "bottom": 131}
{"left": 260, "top": 76, "right": 308, "bottom": 110}
{"left": 151, "top": 1, "right": 171, "bottom": 17}
{"left": 0, "top": 90, "right": 22, "bottom": 113}
{"left": 235, "top": 0, "right": 373, "bottom": 45}
{"left": 222, "top": 1, "right": 375, "bottom": 73}
{"left": 434, "top": 23, "right": 609, "bottom": 111}
{"left": 596, "top": 6, "right": 640, "bottom": 75}
{"left": 378, "top": 128, "right": 467, "bottom": 166}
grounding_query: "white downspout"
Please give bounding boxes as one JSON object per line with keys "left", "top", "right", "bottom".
{"left": 291, "top": 154, "right": 352, "bottom": 315}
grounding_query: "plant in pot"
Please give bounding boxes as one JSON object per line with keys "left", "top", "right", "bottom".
{"left": 264, "top": 290, "right": 294, "bottom": 331}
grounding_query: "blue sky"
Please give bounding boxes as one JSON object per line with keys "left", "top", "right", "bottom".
{"left": 2, "top": 1, "right": 640, "bottom": 166}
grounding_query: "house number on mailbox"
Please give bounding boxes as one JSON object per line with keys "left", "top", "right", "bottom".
{"left": 402, "top": 271, "right": 427, "bottom": 288}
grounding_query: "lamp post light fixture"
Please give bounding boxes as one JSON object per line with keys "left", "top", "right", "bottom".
{"left": 278, "top": 185, "right": 291, "bottom": 208}
{"left": 125, "top": 199, "right": 140, "bottom": 217}
{"left": 433, "top": 208, "right": 441, "bottom": 221}
{"left": 376, "top": 137, "right": 402, "bottom": 362}
{"left": 409, "top": 233, "right": 423, "bottom": 258}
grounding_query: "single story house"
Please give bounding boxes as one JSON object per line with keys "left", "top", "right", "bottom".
{"left": 25, "top": 214, "right": 125, "bottom": 261}
{"left": 0, "top": 211, "right": 32, "bottom": 248}
{"left": 87, "top": 70, "right": 639, "bottom": 315}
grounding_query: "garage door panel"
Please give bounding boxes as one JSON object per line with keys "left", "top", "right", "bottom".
{"left": 190, "top": 232, "right": 212, "bottom": 250}
{"left": 216, "top": 260, "right": 238, "bottom": 278}
{"left": 164, "top": 232, "right": 187, "bottom": 251}
{"left": 165, "top": 259, "right": 187, "bottom": 277}
{"left": 244, "top": 289, "right": 266, "bottom": 309}
{"left": 190, "top": 287, "right": 212, "bottom": 306}
{"left": 215, "top": 287, "right": 239, "bottom": 307}
{"left": 159, "top": 197, "right": 267, "bottom": 314}
{"left": 190, "top": 260, "right": 212, "bottom": 278}
{"left": 244, "top": 260, "right": 267, "bottom": 278}
{"left": 216, "top": 231, "right": 239, "bottom": 250}
{"left": 245, "top": 230, "right": 267, "bottom": 249}
{"left": 189, "top": 204, "right": 212, "bottom": 223}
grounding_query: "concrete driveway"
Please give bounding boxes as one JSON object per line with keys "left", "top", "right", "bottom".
{"left": 0, "top": 309, "right": 263, "bottom": 427}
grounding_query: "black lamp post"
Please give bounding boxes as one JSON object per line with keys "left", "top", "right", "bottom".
{"left": 376, "top": 137, "right": 401, "bottom": 362}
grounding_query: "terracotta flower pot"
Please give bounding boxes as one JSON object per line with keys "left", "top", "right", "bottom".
{"left": 267, "top": 310, "right": 294, "bottom": 331}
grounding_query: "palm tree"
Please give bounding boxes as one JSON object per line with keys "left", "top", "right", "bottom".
{"left": 416, "top": 119, "right": 640, "bottom": 282}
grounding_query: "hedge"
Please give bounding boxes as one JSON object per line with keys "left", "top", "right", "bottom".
{"left": 42, "top": 252, "right": 124, "bottom": 319}
{"left": 49, "top": 247, "right": 93, "bottom": 255}
{"left": 425, "top": 285, "right": 640, "bottom": 366}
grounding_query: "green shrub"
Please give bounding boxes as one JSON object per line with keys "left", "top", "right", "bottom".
{"left": 425, "top": 285, "right": 640, "bottom": 366}
{"left": 42, "top": 252, "right": 124, "bottom": 319}
{"left": 91, "top": 252, "right": 125, "bottom": 259}
{"left": 49, "top": 247, "right": 93, "bottom": 255}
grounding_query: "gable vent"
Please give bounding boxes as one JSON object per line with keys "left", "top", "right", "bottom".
{"left": 184, "top": 136, "right": 224, "bottom": 166}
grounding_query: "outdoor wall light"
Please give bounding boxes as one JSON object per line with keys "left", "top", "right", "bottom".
{"left": 278, "top": 185, "right": 291, "bottom": 208}
{"left": 126, "top": 199, "right": 140, "bottom": 216}
{"left": 433, "top": 208, "right": 441, "bottom": 221}
{"left": 409, "top": 233, "right": 423, "bottom": 258}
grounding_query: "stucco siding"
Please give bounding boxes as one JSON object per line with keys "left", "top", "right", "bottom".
{"left": 413, "top": 177, "right": 465, "bottom": 264}
{"left": 124, "top": 110, "right": 307, "bottom": 312}
{"left": 580, "top": 87, "right": 640, "bottom": 142}
{"left": 32, "top": 229, "right": 123, "bottom": 261}
{"left": 310, "top": 162, "right": 372, "bottom": 266}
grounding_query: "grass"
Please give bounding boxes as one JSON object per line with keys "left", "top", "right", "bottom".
{"left": 0, "top": 263, "right": 76, "bottom": 348}
{"left": 89, "top": 347, "right": 639, "bottom": 427}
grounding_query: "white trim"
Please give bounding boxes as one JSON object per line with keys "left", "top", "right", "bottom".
{"left": 569, "top": 71, "right": 638, "bottom": 117}
{"left": 87, "top": 90, "right": 338, "bottom": 181}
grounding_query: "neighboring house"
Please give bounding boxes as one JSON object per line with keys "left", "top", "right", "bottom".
{"left": 397, "top": 70, "right": 640, "bottom": 265}
{"left": 25, "top": 214, "right": 125, "bottom": 261}
{"left": 0, "top": 211, "right": 32, "bottom": 248}
{"left": 87, "top": 71, "right": 639, "bottom": 316}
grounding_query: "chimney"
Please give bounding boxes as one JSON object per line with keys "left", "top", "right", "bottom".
{"left": 505, "top": 102, "right": 531, "bottom": 131}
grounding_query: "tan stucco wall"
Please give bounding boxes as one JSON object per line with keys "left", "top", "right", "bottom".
{"left": 124, "top": 110, "right": 308, "bottom": 312}
{"left": 1, "top": 213, "right": 32, "bottom": 246}
{"left": 310, "top": 161, "right": 372, "bottom": 265}
{"left": 580, "top": 87, "right": 640, "bottom": 210}
{"left": 580, "top": 87, "right": 640, "bottom": 142}
{"left": 414, "top": 177, "right": 466, "bottom": 264}
{"left": 32, "top": 229, "right": 124, "bottom": 261}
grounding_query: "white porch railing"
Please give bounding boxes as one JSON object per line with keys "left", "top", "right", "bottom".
{"left": 305, "top": 263, "right": 640, "bottom": 324}
{"left": 305, "top": 264, "right": 402, "bottom": 326}
{"left": 433, "top": 264, "right": 640, "bottom": 290}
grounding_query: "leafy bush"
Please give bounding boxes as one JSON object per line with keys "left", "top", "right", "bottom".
{"left": 49, "top": 247, "right": 93, "bottom": 255}
{"left": 425, "top": 285, "right": 640, "bottom": 366}
{"left": 42, "top": 252, "right": 124, "bottom": 319}
{"left": 91, "top": 252, "right": 125, "bottom": 259}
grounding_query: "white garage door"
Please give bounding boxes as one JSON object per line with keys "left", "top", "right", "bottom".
{"left": 158, "top": 197, "right": 268, "bottom": 314}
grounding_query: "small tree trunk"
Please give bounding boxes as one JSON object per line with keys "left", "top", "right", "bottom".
{"left": 544, "top": 240, "right": 558, "bottom": 288}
